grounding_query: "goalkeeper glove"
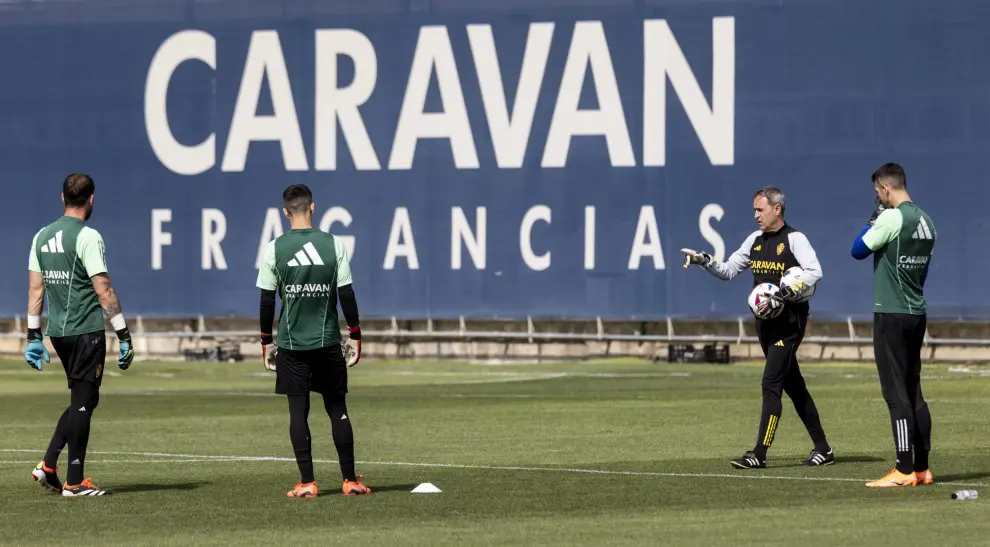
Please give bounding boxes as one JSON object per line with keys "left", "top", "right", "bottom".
{"left": 778, "top": 283, "right": 799, "bottom": 302}
{"left": 261, "top": 334, "right": 276, "bottom": 371}
{"left": 343, "top": 326, "right": 361, "bottom": 367}
{"left": 24, "top": 329, "right": 49, "bottom": 371}
{"left": 868, "top": 197, "right": 885, "bottom": 226}
{"left": 680, "top": 248, "right": 713, "bottom": 269}
{"left": 755, "top": 289, "right": 785, "bottom": 319}
{"left": 116, "top": 330, "right": 134, "bottom": 370}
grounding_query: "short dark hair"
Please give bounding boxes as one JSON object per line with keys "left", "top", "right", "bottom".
{"left": 63, "top": 173, "right": 95, "bottom": 207}
{"left": 282, "top": 184, "right": 313, "bottom": 215}
{"left": 872, "top": 162, "right": 906, "bottom": 190}
{"left": 753, "top": 186, "right": 786, "bottom": 215}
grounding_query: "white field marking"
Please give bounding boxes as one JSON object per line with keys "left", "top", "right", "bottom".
{"left": 371, "top": 371, "right": 560, "bottom": 377}
{"left": 441, "top": 373, "right": 569, "bottom": 385}
{"left": 1, "top": 449, "right": 983, "bottom": 488}
{"left": 121, "top": 391, "right": 278, "bottom": 397}
{"left": 441, "top": 394, "right": 540, "bottom": 399}
{"left": 0, "top": 459, "right": 230, "bottom": 465}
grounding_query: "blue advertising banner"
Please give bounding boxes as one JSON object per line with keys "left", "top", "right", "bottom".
{"left": 0, "top": 0, "right": 985, "bottom": 320}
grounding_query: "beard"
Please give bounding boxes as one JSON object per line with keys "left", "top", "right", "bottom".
{"left": 84, "top": 203, "right": 93, "bottom": 221}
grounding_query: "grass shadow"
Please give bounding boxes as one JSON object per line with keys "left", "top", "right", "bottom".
{"left": 836, "top": 455, "right": 886, "bottom": 464}
{"left": 938, "top": 472, "right": 990, "bottom": 483}
{"left": 317, "top": 483, "right": 421, "bottom": 496}
{"left": 772, "top": 454, "right": 886, "bottom": 468}
{"left": 110, "top": 482, "right": 210, "bottom": 494}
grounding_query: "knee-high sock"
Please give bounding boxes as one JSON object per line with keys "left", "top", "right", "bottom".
{"left": 323, "top": 396, "right": 356, "bottom": 481}
{"left": 66, "top": 383, "right": 99, "bottom": 486}
{"left": 43, "top": 407, "right": 71, "bottom": 469}
{"left": 287, "top": 394, "right": 315, "bottom": 484}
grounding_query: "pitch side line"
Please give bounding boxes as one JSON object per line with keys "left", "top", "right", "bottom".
{"left": 2, "top": 449, "right": 983, "bottom": 487}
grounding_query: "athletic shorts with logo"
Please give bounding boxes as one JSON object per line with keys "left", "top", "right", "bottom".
{"left": 873, "top": 313, "right": 927, "bottom": 386}
{"left": 275, "top": 343, "right": 348, "bottom": 398}
{"left": 51, "top": 331, "right": 107, "bottom": 389}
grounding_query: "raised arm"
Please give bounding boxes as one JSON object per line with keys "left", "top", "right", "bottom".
{"left": 694, "top": 231, "right": 760, "bottom": 281}
{"left": 852, "top": 209, "right": 902, "bottom": 260}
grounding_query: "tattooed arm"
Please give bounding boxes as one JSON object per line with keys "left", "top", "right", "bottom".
{"left": 92, "top": 274, "right": 123, "bottom": 319}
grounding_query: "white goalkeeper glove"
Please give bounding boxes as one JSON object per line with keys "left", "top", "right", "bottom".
{"left": 680, "top": 248, "right": 713, "bottom": 269}
{"left": 261, "top": 338, "right": 277, "bottom": 371}
{"left": 343, "top": 327, "right": 362, "bottom": 367}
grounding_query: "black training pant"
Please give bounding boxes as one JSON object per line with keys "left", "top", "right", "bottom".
{"left": 46, "top": 332, "right": 106, "bottom": 486}
{"left": 752, "top": 309, "right": 829, "bottom": 458}
{"left": 277, "top": 344, "right": 357, "bottom": 483}
{"left": 873, "top": 313, "right": 931, "bottom": 473}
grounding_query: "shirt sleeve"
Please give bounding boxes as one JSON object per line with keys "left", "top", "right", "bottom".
{"left": 787, "top": 231, "right": 823, "bottom": 287}
{"left": 702, "top": 231, "right": 759, "bottom": 280}
{"left": 255, "top": 240, "right": 278, "bottom": 291}
{"left": 862, "top": 209, "right": 903, "bottom": 251}
{"left": 78, "top": 227, "right": 108, "bottom": 277}
{"left": 28, "top": 231, "right": 41, "bottom": 272}
{"left": 334, "top": 235, "right": 353, "bottom": 287}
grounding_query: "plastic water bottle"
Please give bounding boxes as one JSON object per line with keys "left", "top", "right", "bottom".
{"left": 951, "top": 490, "right": 978, "bottom": 500}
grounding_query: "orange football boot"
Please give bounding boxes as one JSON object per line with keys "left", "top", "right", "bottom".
{"left": 866, "top": 469, "right": 918, "bottom": 488}
{"left": 287, "top": 481, "right": 318, "bottom": 498}
{"left": 916, "top": 469, "right": 935, "bottom": 485}
{"left": 343, "top": 476, "right": 371, "bottom": 496}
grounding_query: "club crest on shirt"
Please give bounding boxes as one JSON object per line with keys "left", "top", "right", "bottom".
{"left": 776, "top": 243, "right": 785, "bottom": 255}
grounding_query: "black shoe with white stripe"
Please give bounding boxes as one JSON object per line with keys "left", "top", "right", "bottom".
{"left": 801, "top": 449, "right": 835, "bottom": 467}
{"left": 730, "top": 451, "right": 766, "bottom": 469}
{"left": 61, "top": 478, "right": 110, "bottom": 497}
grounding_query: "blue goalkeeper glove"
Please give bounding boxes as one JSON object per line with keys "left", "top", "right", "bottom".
{"left": 25, "top": 330, "right": 49, "bottom": 371}
{"left": 116, "top": 328, "right": 134, "bottom": 370}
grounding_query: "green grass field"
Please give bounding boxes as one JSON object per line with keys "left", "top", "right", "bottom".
{"left": 1, "top": 357, "right": 989, "bottom": 546}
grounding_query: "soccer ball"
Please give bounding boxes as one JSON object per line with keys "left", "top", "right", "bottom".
{"left": 748, "top": 283, "right": 784, "bottom": 319}
{"left": 779, "top": 266, "right": 816, "bottom": 303}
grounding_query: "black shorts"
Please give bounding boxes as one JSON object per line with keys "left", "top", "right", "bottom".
{"left": 873, "top": 313, "right": 927, "bottom": 380}
{"left": 275, "top": 343, "right": 348, "bottom": 398}
{"left": 50, "top": 331, "right": 107, "bottom": 389}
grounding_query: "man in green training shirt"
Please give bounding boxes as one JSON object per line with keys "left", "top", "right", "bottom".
{"left": 256, "top": 184, "right": 370, "bottom": 498}
{"left": 25, "top": 173, "right": 135, "bottom": 497}
{"left": 851, "top": 162, "right": 936, "bottom": 488}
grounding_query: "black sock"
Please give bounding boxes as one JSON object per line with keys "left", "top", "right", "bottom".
{"left": 44, "top": 407, "right": 71, "bottom": 469}
{"left": 323, "top": 396, "right": 356, "bottom": 481}
{"left": 287, "top": 395, "right": 315, "bottom": 484}
{"left": 891, "top": 417, "right": 915, "bottom": 474}
{"left": 66, "top": 382, "right": 99, "bottom": 486}
{"left": 913, "top": 401, "right": 932, "bottom": 471}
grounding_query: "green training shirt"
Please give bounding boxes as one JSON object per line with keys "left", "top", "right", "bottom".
{"left": 862, "top": 202, "right": 936, "bottom": 315}
{"left": 255, "top": 228, "right": 353, "bottom": 351}
{"left": 28, "top": 216, "right": 108, "bottom": 337}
